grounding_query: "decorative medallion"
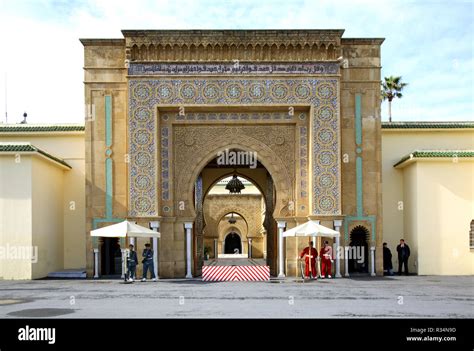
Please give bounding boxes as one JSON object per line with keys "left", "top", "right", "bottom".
{"left": 249, "top": 83, "right": 266, "bottom": 100}
{"left": 135, "top": 175, "right": 151, "bottom": 190}
{"left": 319, "top": 196, "right": 335, "bottom": 211}
{"left": 317, "top": 128, "right": 334, "bottom": 144}
{"left": 294, "top": 83, "right": 311, "bottom": 100}
{"left": 271, "top": 83, "right": 289, "bottom": 100}
{"left": 156, "top": 83, "right": 174, "bottom": 101}
{"left": 318, "top": 173, "right": 335, "bottom": 188}
{"left": 226, "top": 83, "right": 243, "bottom": 100}
{"left": 203, "top": 83, "right": 220, "bottom": 100}
{"left": 134, "top": 129, "right": 151, "bottom": 145}
{"left": 133, "top": 83, "right": 151, "bottom": 101}
{"left": 317, "top": 83, "right": 334, "bottom": 99}
{"left": 318, "top": 151, "right": 335, "bottom": 166}
{"left": 318, "top": 106, "right": 334, "bottom": 121}
{"left": 184, "top": 135, "right": 195, "bottom": 146}
{"left": 134, "top": 107, "right": 152, "bottom": 122}
{"left": 134, "top": 152, "right": 152, "bottom": 167}
{"left": 180, "top": 83, "right": 197, "bottom": 99}
{"left": 134, "top": 197, "right": 152, "bottom": 213}
{"left": 275, "top": 136, "right": 285, "bottom": 145}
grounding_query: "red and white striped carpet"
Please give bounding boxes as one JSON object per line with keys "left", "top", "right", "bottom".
{"left": 202, "top": 265, "right": 270, "bottom": 281}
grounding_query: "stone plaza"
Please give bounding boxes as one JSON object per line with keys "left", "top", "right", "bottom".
{"left": 0, "top": 276, "right": 472, "bottom": 318}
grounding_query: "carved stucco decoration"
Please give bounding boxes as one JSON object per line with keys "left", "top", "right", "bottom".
{"left": 175, "top": 125, "right": 294, "bottom": 219}
{"left": 123, "top": 30, "right": 343, "bottom": 62}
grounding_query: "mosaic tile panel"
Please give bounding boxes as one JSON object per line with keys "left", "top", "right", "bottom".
{"left": 128, "top": 78, "right": 340, "bottom": 217}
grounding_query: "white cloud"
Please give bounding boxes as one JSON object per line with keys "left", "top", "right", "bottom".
{"left": 0, "top": 0, "right": 472, "bottom": 123}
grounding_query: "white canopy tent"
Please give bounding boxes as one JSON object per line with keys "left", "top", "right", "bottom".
{"left": 90, "top": 220, "right": 160, "bottom": 238}
{"left": 282, "top": 220, "right": 340, "bottom": 238}
{"left": 282, "top": 220, "right": 340, "bottom": 279}
{"left": 90, "top": 220, "right": 160, "bottom": 279}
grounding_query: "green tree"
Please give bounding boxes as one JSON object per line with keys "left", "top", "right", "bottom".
{"left": 382, "top": 76, "right": 408, "bottom": 122}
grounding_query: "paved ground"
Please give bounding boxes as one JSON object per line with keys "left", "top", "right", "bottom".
{"left": 0, "top": 276, "right": 472, "bottom": 318}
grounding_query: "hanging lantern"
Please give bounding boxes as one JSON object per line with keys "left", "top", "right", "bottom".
{"left": 225, "top": 174, "right": 245, "bottom": 194}
{"left": 228, "top": 213, "right": 237, "bottom": 224}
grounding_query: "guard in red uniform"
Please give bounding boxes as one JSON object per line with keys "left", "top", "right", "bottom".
{"left": 300, "top": 241, "right": 318, "bottom": 279}
{"left": 320, "top": 240, "right": 333, "bottom": 278}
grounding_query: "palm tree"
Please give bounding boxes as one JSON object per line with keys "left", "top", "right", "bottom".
{"left": 382, "top": 76, "right": 408, "bottom": 122}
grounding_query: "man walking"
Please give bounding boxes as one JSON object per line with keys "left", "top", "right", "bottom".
{"left": 396, "top": 239, "right": 410, "bottom": 276}
{"left": 141, "top": 243, "right": 157, "bottom": 282}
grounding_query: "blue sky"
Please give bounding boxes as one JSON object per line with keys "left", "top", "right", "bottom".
{"left": 0, "top": 0, "right": 472, "bottom": 123}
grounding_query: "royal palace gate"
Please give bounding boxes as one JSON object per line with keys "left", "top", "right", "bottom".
{"left": 83, "top": 30, "right": 384, "bottom": 278}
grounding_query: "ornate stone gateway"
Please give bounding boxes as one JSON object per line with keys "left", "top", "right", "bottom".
{"left": 82, "top": 30, "right": 384, "bottom": 278}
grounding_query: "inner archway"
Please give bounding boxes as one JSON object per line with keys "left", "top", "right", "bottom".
{"left": 194, "top": 150, "right": 278, "bottom": 276}
{"left": 224, "top": 232, "right": 242, "bottom": 254}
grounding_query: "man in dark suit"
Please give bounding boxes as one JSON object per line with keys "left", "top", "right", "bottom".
{"left": 396, "top": 239, "right": 411, "bottom": 276}
{"left": 383, "top": 242, "right": 394, "bottom": 276}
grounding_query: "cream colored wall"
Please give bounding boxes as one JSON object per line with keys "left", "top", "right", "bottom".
{"left": 1, "top": 134, "right": 86, "bottom": 269}
{"left": 0, "top": 156, "right": 33, "bottom": 279}
{"left": 415, "top": 161, "right": 474, "bottom": 275}
{"left": 62, "top": 157, "right": 86, "bottom": 269}
{"left": 383, "top": 129, "right": 474, "bottom": 275}
{"left": 31, "top": 157, "right": 65, "bottom": 279}
{"left": 401, "top": 163, "right": 419, "bottom": 273}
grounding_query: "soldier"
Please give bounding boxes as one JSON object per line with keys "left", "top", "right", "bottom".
{"left": 127, "top": 244, "right": 138, "bottom": 282}
{"left": 320, "top": 240, "right": 334, "bottom": 279}
{"left": 141, "top": 243, "right": 157, "bottom": 282}
{"left": 300, "top": 241, "right": 318, "bottom": 279}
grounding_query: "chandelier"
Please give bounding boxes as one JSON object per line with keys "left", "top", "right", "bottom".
{"left": 225, "top": 174, "right": 245, "bottom": 194}
{"left": 228, "top": 213, "right": 237, "bottom": 224}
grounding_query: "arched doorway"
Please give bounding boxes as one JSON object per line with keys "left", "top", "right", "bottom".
{"left": 170, "top": 127, "right": 296, "bottom": 278}
{"left": 100, "top": 237, "right": 122, "bottom": 277}
{"left": 195, "top": 151, "right": 277, "bottom": 275}
{"left": 349, "top": 226, "right": 369, "bottom": 274}
{"left": 224, "top": 232, "right": 242, "bottom": 254}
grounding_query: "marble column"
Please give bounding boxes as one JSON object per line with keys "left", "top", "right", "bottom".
{"left": 120, "top": 249, "right": 126, "bottom": 279}
{"left": 214, "top": 238, "right": 218, "bottom": 259}
{"left": 344, "top": 245, "right": 350, "bottom": 277}
{"left": 93, "top": 248, "right": 99, "bottom": 278}
{"left": 150, "top": 221, "right": 160, "bottom": 279}
{"left": 248, "top": 238, "right": 253, "bottom": 258}
{"left": 184, "top": 222, "right": 193, "bottom": 279}
{"left": 370, "top": 246, "right": 376, "bottom": 276}
{"left": 277, "top": 221, "right": 286, "bottom": 278}
{"left": 333, "top": 220, "right": 343, "bottom": 278}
